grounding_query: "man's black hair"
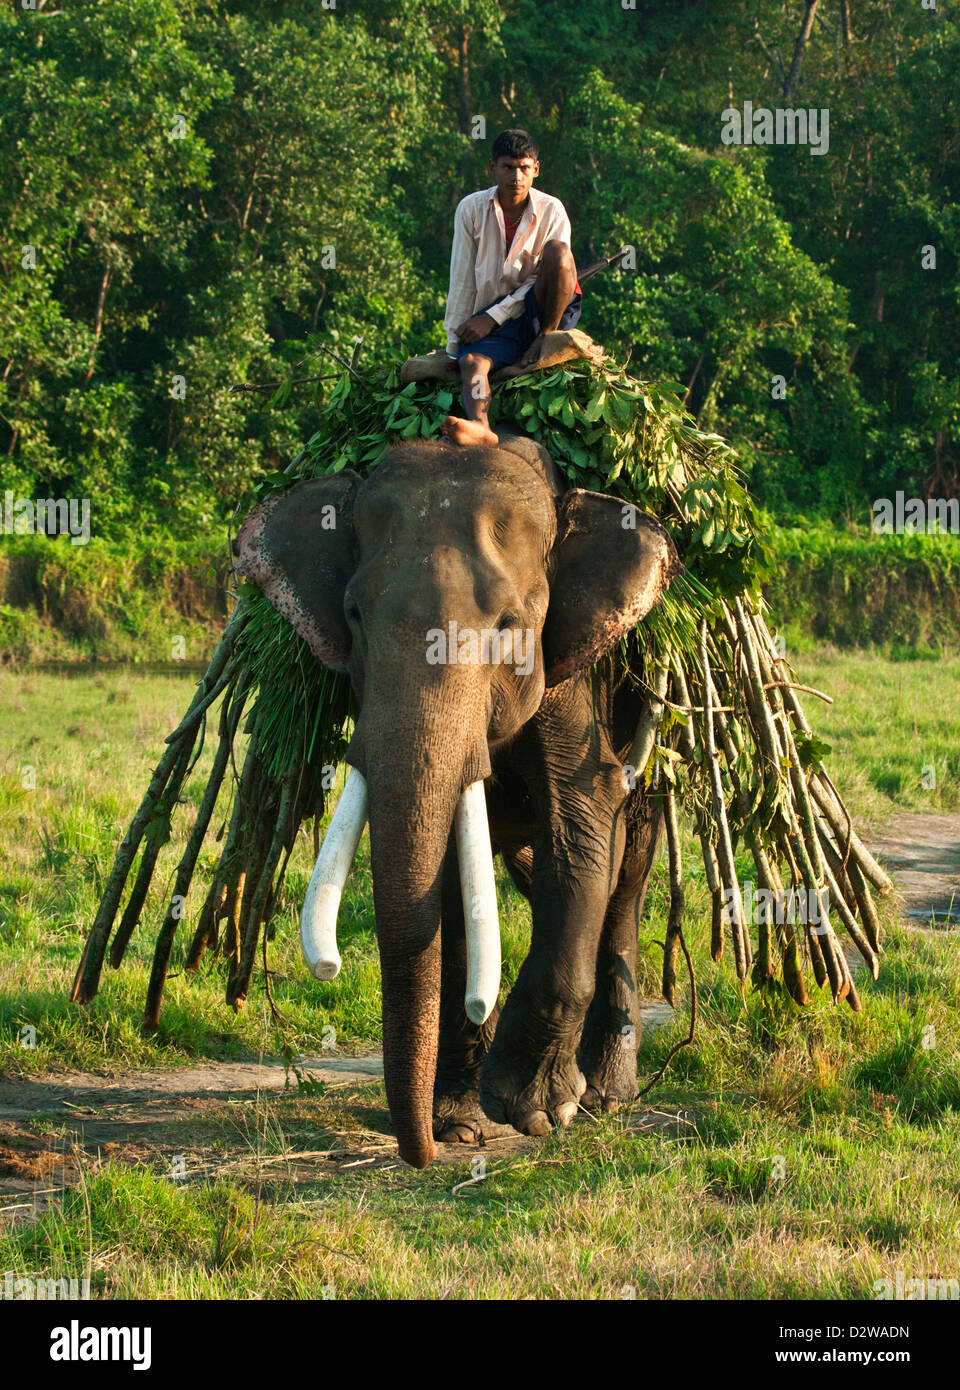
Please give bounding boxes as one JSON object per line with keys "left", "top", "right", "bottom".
{"left": 491, "top": 129, "right": 539, "bottom": 162}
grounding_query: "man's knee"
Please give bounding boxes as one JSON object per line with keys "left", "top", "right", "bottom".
{"left": 540, "top": 239, "right": 576, "bottom": 272}
{"left": 459, "top": 352, "right": 492, "bottom": 376}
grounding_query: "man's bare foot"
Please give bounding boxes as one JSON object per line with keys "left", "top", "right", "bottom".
{"left": 520, "top": 332, "right": 547, "bottom": 368}
{"left": 440, "top": 415, "right": 500, "bottom": 447}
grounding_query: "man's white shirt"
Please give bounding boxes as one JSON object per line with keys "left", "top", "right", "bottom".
{"left": 443, "top": 185, "right": 573, "bottom": 357}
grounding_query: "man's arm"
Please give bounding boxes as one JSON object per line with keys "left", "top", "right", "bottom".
{"left": 485, "top": 201, "right": 573, "bottom": 327}
{"left": 444, "top": 198, "right": 479, "bottom": 357}
{"left": 485, "top": 269, "right": 538, "bottom": 327}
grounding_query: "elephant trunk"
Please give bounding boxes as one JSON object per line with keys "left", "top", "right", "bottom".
{"left": 364, "top": 763, "right": 452, "bottom": 1170}
{"left": 361, "top": 720, "right": 496, "bottom": 1169}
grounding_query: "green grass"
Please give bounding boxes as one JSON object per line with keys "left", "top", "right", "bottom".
{"left": 795, "top": 648, "right": 960, "bottom": 818}
{"left": 0, "top": 654, "right": 958, "bottom": 1298}
{"left": 2, "top": 1102, "right": 959, "bottom": 1299}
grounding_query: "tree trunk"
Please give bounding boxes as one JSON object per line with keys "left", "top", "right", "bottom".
{"left": 457, "top": 23, "right": 471, "bottom": 135}
{"left": 783, "top": 1, "right": 820, "bottom": 101}
{"left": 82, "top": 263, "right": 113, "bottom": 386}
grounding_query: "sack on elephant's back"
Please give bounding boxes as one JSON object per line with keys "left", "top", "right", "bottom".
{"left": 400, "top": 329, "right": 606, "bottom": 385}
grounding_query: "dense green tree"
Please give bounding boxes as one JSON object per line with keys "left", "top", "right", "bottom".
{"left": 0, "top": 0, "right": 956, "bottom": 537}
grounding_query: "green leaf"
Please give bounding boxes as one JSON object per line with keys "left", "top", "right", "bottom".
{"left": 584, "top": 390, "right": 606, "bottom": 422}
{"left": 794, "top": 732, "right": 832, "bottom": 771}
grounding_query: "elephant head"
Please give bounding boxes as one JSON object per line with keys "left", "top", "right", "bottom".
{"left": 235, "top": 433, "right": 680, "bottom": 1167}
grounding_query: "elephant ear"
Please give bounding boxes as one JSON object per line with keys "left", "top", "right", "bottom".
{"left": 542, "top": 490, "right": 682, "bottom": 687}
{"left": 233, "top": 473, "right": 359, "bottom": 672}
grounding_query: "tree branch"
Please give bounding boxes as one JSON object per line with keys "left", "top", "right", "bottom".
{"left": 751, "top": 19, "right": 788, "bottom": 86}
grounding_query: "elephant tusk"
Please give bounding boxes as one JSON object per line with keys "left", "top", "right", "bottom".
{"left": 300, "top": 768, "right": 368, "bottom": 981}
{"left": 454, "top": 780, "right": 501, "bottom": 1026}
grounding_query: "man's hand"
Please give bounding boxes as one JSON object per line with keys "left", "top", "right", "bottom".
{"left": 456, "top": 312, "right": 497, "bottom": 344}
{"left": 520, "top": 332, "right": 547, "bottom": 369}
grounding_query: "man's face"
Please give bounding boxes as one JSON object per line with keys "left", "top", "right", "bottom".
{"left": 490, "top": 155, "right": 539, "bottom": 202}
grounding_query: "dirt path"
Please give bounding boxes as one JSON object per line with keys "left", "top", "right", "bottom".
{"left": 867, "top": 812, "right": 960, "bottom": 926}
{"left": 0, "top": 1019, "right": 689, "bottom": 1207}
{"left": 2, "top": 813, "right": 956, "bottom": 1211}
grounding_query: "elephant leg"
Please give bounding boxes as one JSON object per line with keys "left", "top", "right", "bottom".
{"left": 433, "top": 838, "right": 512, "bottom": 1144}
{"left": 579, "top": 790, "right": 664, "bottom": 1112}
{"left": 480, "top": 739, "right": 629, "bottom": 1136}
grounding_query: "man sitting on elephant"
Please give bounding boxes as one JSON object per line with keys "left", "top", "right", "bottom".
{"left": 440, "top": 128, "right": 582, "bottom": 449}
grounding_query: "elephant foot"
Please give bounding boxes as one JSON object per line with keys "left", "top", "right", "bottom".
{"left": 578, "top": 1036, "right": 640, "bottom": 1114}
{"left": 432, "top": 1088, "right": 514, "bottom": 1144}
{"left": 479, "top": 1046, "right": 587, "bottom": 1137}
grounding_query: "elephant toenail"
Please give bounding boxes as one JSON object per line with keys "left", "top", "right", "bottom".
{"left": 440, "top": 1124, "right": 476, "bottom": 1143}
{"left": 522, "top": 1110, "right": 552, "bottom": 1136}
{"left": 555, "top": 1100, "right": 578, "bottom": 1126}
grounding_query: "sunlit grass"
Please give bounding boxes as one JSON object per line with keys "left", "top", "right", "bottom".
{"left": 0, "top": 656, "right": 958, "bottom": 1298}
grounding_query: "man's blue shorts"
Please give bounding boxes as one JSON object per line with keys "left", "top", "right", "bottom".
{"left": 455, "top": 283, "right": 583, "bottom": 370}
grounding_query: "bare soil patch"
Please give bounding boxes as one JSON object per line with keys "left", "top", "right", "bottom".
{"left": 867, "top": 812, "right": 960, "bottom": 926}
{"left": 0, "top": 1041, "right": 693, "bottom": 1218}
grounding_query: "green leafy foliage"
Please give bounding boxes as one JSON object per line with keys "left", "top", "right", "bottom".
{"left": 233, "top": 354, "right": 764, "bottom": 792}
{"left": 1, "top": 1, "right": 956, "bottom": 541}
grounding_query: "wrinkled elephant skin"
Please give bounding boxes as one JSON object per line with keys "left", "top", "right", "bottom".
{"left": 235, "top": 431, "right": 681, "bottom": 1167}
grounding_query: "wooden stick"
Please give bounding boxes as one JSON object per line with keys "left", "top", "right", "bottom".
{"left": 163, "top": 668, "right": 233, "bottom": 745}
{"left": 628, "top": 661, "right": 669, "bottom": 782}
{"left": 71, "top": 609, "right": 248, "bottom": 1004}
{"left": 740, "top": 602, "right": 854, "bottom": 998}
{"left": 698, "top": 621, "right": 748, "bottom": 987}
{"left": 229, "top": 774, "right": 295, "bottom": 1007}
{"left": 186, "top": 878, "right": 227, "bottom": 970}
{"left": 142, "top": 677, "right": 253, "bottom": 1028}
{"left": 668, "top": 654, "right": 725, "bottom": 960}
{"left": 181, "top": 673, "right": 254, "bottom": 972}
{"left": 762, "top": 681, "right": 833, "bottom": 704}
{"left": 752, "top": 611, "right": 892, "bottom": 896}
{"left": 71, "top": 737, "right": 191, "bottom": 1003}
{"left": 662, "top": 782, "right": 684, "bottom": 1007}
{"left": 108, "top": 839, "right": 163, "bottom": 969}
{"left": 819, "top": 850, "right": 879, "bottom": 980}
{"left": 109, "top": 743, "right": 193, "bottom": 969}
{"left": 846, "top": 857, "right": 882, "bottom": 954}
{"left": 811, "top": 776, "right": 893, "bottom": 895}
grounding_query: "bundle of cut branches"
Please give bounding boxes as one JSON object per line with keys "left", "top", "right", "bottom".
{"left": 72, "top": 351, "right": 891, "bottom": 1025}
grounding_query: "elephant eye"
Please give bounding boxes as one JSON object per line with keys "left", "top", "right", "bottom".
{"left": 344, "top": 596, "right": 362, "bottom": 627}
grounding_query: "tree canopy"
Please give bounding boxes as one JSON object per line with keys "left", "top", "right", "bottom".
{"left": 1, "top": 0, "right": 957, "bottom": 535}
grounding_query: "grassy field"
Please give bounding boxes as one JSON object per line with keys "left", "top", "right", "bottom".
{"left": 0, "top": 650, "right": 958, "bottom": 1298}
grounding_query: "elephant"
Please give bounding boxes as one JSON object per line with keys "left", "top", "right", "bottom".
{"left": 234, "top": 427, "right": 681, "bottom": 1168}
